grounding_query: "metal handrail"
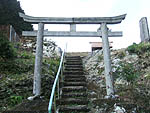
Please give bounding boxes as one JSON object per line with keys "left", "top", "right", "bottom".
{"left": 48, "top": 50, "right": 65, "bottom": 113}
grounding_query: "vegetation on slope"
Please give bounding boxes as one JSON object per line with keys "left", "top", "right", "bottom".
{"left": 0, "top": 32, "right": 59, "bottom": 111}
{"left": 0, "top": 32, "right": 17, "bottom": 61}
{"left": 85, "top": 42, "right": 150, "bottom": 113}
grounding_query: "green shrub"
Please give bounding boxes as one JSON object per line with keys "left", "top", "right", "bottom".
{"left": 10, "top": 95, "right": 23, "bottom": 106}
{"left": 0, "top": 32, "right": 17, "bottom": 60}
{"left": 98, "top": 67, "right": 104, "bottom": 75}
{"left": 49, "top": 59, "right": 60, "bottom": 75}
{"left": 20, "top": 51, "right": 34, "bottom": 59}
{"left": 127, "top": 42, "right": 150, "bottom": 55}
{"left": 42, "top": 58, "right": 60, "bottom": 76}
{"left": 0, "top": 59, "right": 34, "bottom": 74}
{"left": 113, "top": 62, "right": 140, "bottom": 85}
{"left": 117, "top": 51, "right": 126, "bottom": 59}
{"left": 98, "top": 55, "right": 103, "bottom": 61}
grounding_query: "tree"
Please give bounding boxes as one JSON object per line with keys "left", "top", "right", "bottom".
{"left": 0, "top": 32, "right": 17, "bottom": 60}
{"left": 0, "top": 0, "right": 33, "bottom": 35}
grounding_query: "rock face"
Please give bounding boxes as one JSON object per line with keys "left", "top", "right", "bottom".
{"left": 22, "top": 39, "right": 62, "bottom": 58}
{"left": 43, "top": 40, "right": 62, "bottom": 58}
{"left": 83, "top": 44, "right": 150, "bottom": 112}
{"left": 83, "top": 49, "right": 139, "bottom": 87}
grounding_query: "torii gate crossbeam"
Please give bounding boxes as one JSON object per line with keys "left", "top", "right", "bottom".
{"left": 22, "top": 31, "right": 122, "bottom": 37}
{"left": 19, "top": 13, "right": 126, "bottom": 24}
{"left": 19, "top": 13, "right": 126, "bottom": 97}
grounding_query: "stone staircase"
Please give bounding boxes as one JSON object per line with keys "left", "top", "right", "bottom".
{"left": 58, "top": 56, "right": 90, "bottom": 113}
{"left": 3, "top": 56, "right": 90, "bottom": 113}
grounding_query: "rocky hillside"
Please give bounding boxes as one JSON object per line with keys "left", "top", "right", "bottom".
{"left": 83, "top": 42, "right": 150, "bottom": 113}
{"left": 0, "top": 50, "right": 59, "bottom": 111}
{"left": 1, "top": 41, "right": 150, "bottom": 113}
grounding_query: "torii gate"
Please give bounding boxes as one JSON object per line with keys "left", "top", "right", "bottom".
{"left": 19, "top": 13, "right": 126, "bottom": 97}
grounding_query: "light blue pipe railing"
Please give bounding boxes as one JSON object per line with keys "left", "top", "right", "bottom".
{"left": 48, "top": 50, "right": 65, "bottom": 113}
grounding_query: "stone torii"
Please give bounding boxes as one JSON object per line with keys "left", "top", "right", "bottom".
{"left": 19, "top": 13, "right": 126, "bottom": 97}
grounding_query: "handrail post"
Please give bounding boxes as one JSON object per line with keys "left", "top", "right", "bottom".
{"left": 57, "top": 77, "right": 60, "bottom": 99}
{"left": 61, "top": 53, "right": 65, "bottom": 84}
{"left": 61, "top": 65, "right": 64, "bottom": 83}
{"left": 54, "top": 92, "right": 56, "bottom": 113}
{"left": 60, "top": 64, "right": 63, "bottom": 99}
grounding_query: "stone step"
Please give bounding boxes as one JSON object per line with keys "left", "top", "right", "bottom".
{"left": 65, "top": 62, "right": 83, "bottom": 65}
{"left": 65, "top": 61, "right": 82, "bottom": 64}
{"left": 66, "top": 56, "right": 81, "bottom": 59}
{"left": 63, "top": 82, "right": 86, "bottom": 86}
{"left": 66, "top": 60, "right": 82, "bottom": 63}
{"left": 66, "top": 56, "right": 81, "bottom": 58}
{"left": 58, "top": 98, "right": 88, "bottom": 105}
{"left": 65, "top": 68, "right": 83, "bottom": 71}
{"left": 65, "top": 65, "right": 83, "bottom": 69}
{"left": 58, "top": 55, "right": 90, "bottom": 112}
{"left": 65, "top": 60, "right": 82, "bottom": 63}
{"left": 66, "top": 58, "right": 82, "bottom": 61}
{"left": 64, "top": 77, "right": 86, "bottom": 82}
{"left": 64, "top": 74, "right": 86, "bottom": 79}
{"left": 59, "top": 105, "right": 90, "bottom": 112}
{"left": 62, "top": 92, "right": 87, "bottom": 98}
{"left": 63, "top": 71, "right": 84, "bottom": 75}
{"left": 62, "top": 86, "right": 86, "bottom": 92}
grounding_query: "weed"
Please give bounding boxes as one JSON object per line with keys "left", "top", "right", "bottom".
{"left": 113, "top": 62, "right": 140, "bottom": 85}
{"left": 127, "top": 42, "right": 150, "bottom": 55}
{"left": 20, "top": 51, "right": 34, "bottom": 59}
{"left": 10, "top": 95, "right": 23, "bottom": 106}
{"left": 98, "top": 55, "right": 103, "bottom": 61}
{"left": 98, "top": 67, "right": 104, "bottom": 75}
{"left": 0, "top": 32, "right": 17, "bottom": 60}
{"left": 117, "top": 51, "right": 126, "bottom": 59}
{"left": 0, "top": 49, "right": 59, "bottom": 111}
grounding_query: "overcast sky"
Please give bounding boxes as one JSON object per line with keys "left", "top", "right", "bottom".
{"left": 18, "top": 0, "right": 150, "bottom": 52}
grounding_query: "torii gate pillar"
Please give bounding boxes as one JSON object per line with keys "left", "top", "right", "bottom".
{"left": 101, "top": 23, "right": 114, "bottom": 95}
{"left": 33, "top": 23, "right": 44, "bottom": 95}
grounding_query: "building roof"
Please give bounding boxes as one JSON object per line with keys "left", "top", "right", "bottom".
{"left": 89, "top": 42, "right": 103, "bottom": 48}
{"left": 89, "top": 42, "right": 113, "bottom": 48}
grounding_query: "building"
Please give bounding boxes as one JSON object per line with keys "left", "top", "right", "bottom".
{"left": 0, "top": 25, "right": 20, "bottom": 42}
{"left": 89, "top": 42, "right": 112, "bottom": 52}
